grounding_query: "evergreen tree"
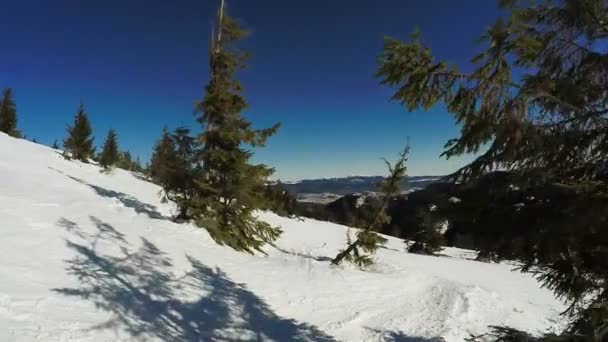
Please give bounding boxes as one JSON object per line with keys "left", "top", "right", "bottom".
{"left": 377, "top": 0, "right": 608, "bottom": 338}
{"left": 408, "top": 206, "right": 445, "bottom": 255}
{"left": 149, "top": 127, "right": 199, "bottom": 221}
{"left": 51, "top": 140, "right": 59, "bottom": 149}
{"left": 169, "top": 126, "right": 200, "bottom": 221}
{"left": 100, "top": 129, "right": 120, "bottom": 170}
{"left": 64, "top": 104, "right": 94, "bottom": 162}
{"left": 117, "top": 151, "right": 137, "bottom": 171}
{"left": 0, "top": 88, "right": 21, "bottom": 138}
{"left": 190, "top": 1, "right": 281, "bottom": 253}
{"left": 150, "top": 128, "right": 176, "bottom": 184}
{"left": 134, "top": 157, "right": 143, "bottom": 173}
{"left": 332, "top": 145, "right": 409, "bottom": 267}
{"left": 263, "top": 181, "right": 298, "bottom": 217}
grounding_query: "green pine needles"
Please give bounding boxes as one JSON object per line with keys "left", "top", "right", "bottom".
{"left": 332, "top": 145, "right": 410, "bottom": 267}
{"left": 378, "top": 0, "right": 608, "bottom": 338}
{"left": 0, "top": 88, "right": 21, "bottom": 138}
{"left": 189, "top": 3, "right": 281, "bottom": 254}
{"left": 100, "top": 129, "right": 120, "bottom": 170}
{"left": 64, "top": 103, "right": 94, "bottom": 162}
{"left": 150, "top": 127, "right": 200, "bottom": 222}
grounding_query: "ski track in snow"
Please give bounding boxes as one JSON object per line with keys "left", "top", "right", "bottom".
{"left": 0, "top": 132, "right": 566, "bottom": 341}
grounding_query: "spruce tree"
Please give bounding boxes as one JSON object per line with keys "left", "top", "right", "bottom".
{"left": 377, "top": 0, "right": 608, "bottom": 338}
{"left": 263, "top": 181, "right": 298, "bottom": 217}
{"left": 408, "top": 206, "right": 445, "bottom": 255}
{"left": 149, "top": 127, "right": 199, "bottom": 221}
{"left": 100, "top": 129, "right": 119, "bottom": 170}
{"left": 332, "top": 145, "right": 409, "bottom": 267}
{"left": 150, "top": 128, "right": 176, "bottom": 184}
{"left": 64, "top": 104, "right": 94, "bottom": 162}
{"left": 190, "top": 1, "right": 281, "bottom": 253}
{"left": 134, "top": 157, "right": 143, "bottom": 173}
{"left": 118, "top": 151, "right": 135, "bottom": 170}
{"left": 0, "top": 88, "right": 20, "bottom": 138}
{"left": 170, "top": 127, "right": 200, "bottom": 220}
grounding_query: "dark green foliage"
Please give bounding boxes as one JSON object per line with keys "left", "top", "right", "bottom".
{"left": 150, "top": 128, "right": 175, "bottom": 183}
{"left": 100, "top": 129, "right": 120, "bottom": 170}
{"left": 0, "top": 88, "right": 21, "bottom": 138}
{"left": 377, "top": 0, "right": 608, "bottom": 337}
{"left": 116, "top": 151, "right": 144, "bottom": 172}
{"left": 168, "top": 127, "right": 200, "bottom": 221}
{"left": 325, "top": 194, "right": 383, "bottom": 229}
{"left": 262, "top": 182, "right": 299, "bottom": 217}
{"left": 189, "top": 4, "right": 281, "bottom": 254}
{"left": 407, "top": 206, "right": 445, "bottom": 255}
{"left": 332, "top": 145, "right": 409, "bottom": 267}
{"left": 150, "top": 127, "right": 200, "bottom": 222}
{"left": 64, "top": 104, "right": 94, "bottom": 162}
{"left": 51, "top": 140, "right": 59, "bottom": 149}
{"left": 117, "top": 151, "right": 133, "bottom": 170}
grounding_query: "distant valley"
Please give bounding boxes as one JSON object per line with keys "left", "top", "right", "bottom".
{"left": 273, "top": 175, "right": 443, "bottom": 203}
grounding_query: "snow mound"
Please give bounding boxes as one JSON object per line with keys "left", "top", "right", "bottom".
{"left": 0, "top": 132, "right": 565, "bottom": 341}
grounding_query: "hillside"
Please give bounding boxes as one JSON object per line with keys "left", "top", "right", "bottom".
{"left": 0, "top": 132, "right": 565, "bottom": 341}
{"left": 276, "top": 176, "right": 442, "bottom": 197}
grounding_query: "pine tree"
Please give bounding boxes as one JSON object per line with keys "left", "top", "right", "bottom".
{"left": 134, "top": 157, "right": 143, "bottom": 173}
{"left": 0, "top": 88, "right": 21, "bottom": 138}
{"left": 332, "top": 145, "right": 409, "bottom": 267}
{"left": 51, "top": 140, "right": 59, "bottom": 149}
{"left": 150, "top": 128, "right": 175, "bottom": 184}
{"left": 263, "top": 181, "right": 298, "bottom": 217}
{"left": 149, "top": 127, "right": 199, "bottom": 221}
{"left": 118, "top": 151, "right": 135, "bottom": 170}
{"left": 64, "top": 103, "right": 94, "bottom": 162}
{"left": 377, "top": 0, "right": 608, "bottom": 338}
{"left": 188, "top": 1, "right": 281, "bottom": 254}
{"left": 100, "top": 129, "right": 119, "bottom": 170}
{"left": 408, "top": 206, "right": 445, "bottom": 255}
{"left": 169, "top": 126, "right": 200, "bottom": 221}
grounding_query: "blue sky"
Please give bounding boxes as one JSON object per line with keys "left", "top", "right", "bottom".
{"left": 0, "top": 0, "right": 501, "bottom": 181}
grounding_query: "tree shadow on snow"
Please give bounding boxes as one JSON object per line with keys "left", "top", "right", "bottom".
{"left": 51, "top": 167, "right": 169, "bottom": 220}
{"left": 367, "top": 328, "right": 446, "bottom": 342}
{"left": 53, "top": 219, "right": 337, "bottom": 342}
{"left": 274, "top": 247, "right": 333, "bottom": 263}
{"left": 57, "top": 216, "right": 128, "bottom": 246}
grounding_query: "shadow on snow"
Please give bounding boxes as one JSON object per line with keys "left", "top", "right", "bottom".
{"left": 366, "top": 328, "right": 446, "bottom": 342}
{"left": 274, "top": 246, "right": 333, "bottom": 263}
{"left": 50, "top": 167, "right": 168, "bottom": 220}
{"left": 54, "top": 217, "right": 337, "bottom": 341}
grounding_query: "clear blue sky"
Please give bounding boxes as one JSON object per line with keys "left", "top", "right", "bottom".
{"left": 1, "top": 0, "right": 501, "bottom": 181}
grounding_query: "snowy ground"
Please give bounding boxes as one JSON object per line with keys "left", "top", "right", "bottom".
{"left": 0, "top": 132, "right": 566, "bottom": 341}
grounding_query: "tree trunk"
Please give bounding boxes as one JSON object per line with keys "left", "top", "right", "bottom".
{"left": 332, "top": 240, "right": 359, "bottom": 265}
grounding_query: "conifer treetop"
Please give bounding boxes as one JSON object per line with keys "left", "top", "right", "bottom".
{"left": 0, "top": 88, "right": 20, "bottom": 138}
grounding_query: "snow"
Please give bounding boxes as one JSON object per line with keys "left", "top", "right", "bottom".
{"left": 408, "top": 177, "right": 442, "bottom": 183}
{"left": 0, "top": 132, "right": 566, "bottom": 341}
{"left": 296, "top": 193, "right": 342, "bottom": 204}
{"left": 448, "top": 197, "right": 462, "bottom": 204}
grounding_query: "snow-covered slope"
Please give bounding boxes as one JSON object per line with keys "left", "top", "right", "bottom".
{"left": 0, "top": 132, "right": 565, "bottom": 342}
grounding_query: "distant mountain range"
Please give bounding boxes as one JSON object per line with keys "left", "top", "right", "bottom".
{"left": 274, "top": 175, "right": 444, "bottom": 196}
